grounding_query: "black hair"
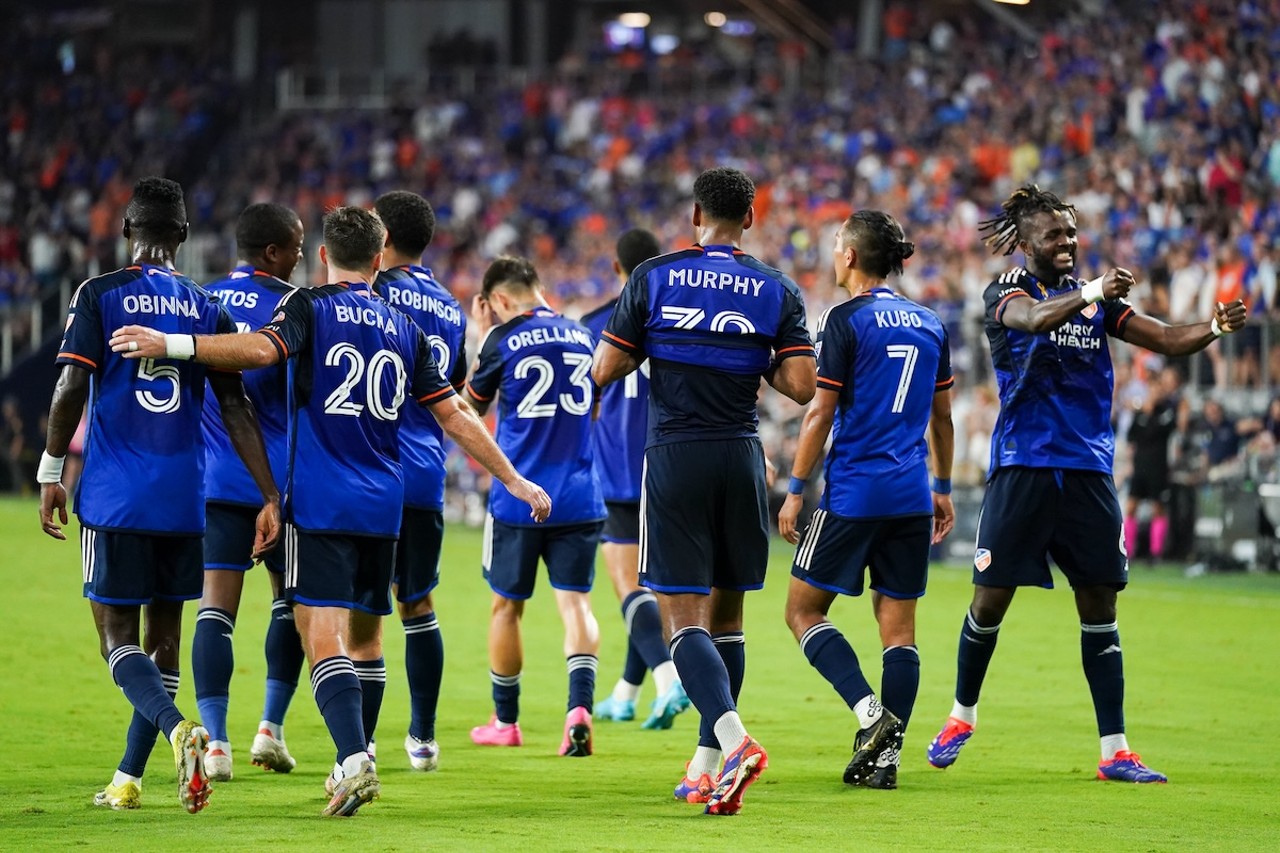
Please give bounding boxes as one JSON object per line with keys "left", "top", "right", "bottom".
{"left": 374, "top": 191, "right": 436, "bottom": 258}
{"left": 322, "top": 206, "right": 385, "bottom": 270}
{"left": 615, "top": 228, "right": 661, "bottom": 276}
{"left": 125, "top": 176, "right": 186, "bottom": 242}
{"left": 235, "top": 203, "right": 301, "bottom": 256}
{"left": 482, "top": 256, "right": 540, "bottom": 298}
{"left": 979, "top": 183, "right": 1077, "bottom": 256}
{"left": 692, "top": 167, "right": 755, "bottom": 223}
{"left": 841, "top": 210, "right": 915, "bottom": 278}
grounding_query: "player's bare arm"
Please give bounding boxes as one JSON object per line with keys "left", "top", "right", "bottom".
{"left": 207, "top": 370, "right": 281, "bottom": 558}
{"left": 1120, "top": 298, "right": 1247, "bottom": 356}
{"left": 38, "top": 364, "right": 91, "bottom": 540}
{"left": 928, "top": 387, "right": 956, "bottom": 545}
{"left": 999, "top": 268, "right": 1134, "bottom": 334}
{"left": 764, "top": 354, "right": 816, "bottom": 405}
{"left": 109, "top": 326, "right": 281, "bottom": 370}
{"left": 778, "top": 387, "right": 837, "bottom": 545}
{"left": 591, "top": 338, "right": 641, "bottom": 388}
{"left": 428, "top": 394, "right": 552, "bottom": 522}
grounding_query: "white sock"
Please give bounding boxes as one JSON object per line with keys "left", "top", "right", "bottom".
{"left": 687, "top": 746, "right": 721, "bottom": 778}
{"left": 493, "top": 719, "right": 515, "bottom": 730}
{"left": 611, "top": 678, "right": 640, "bottom": 703}
{"left": 853, "top": 695, "right": 884, "bottom": 731}
{"left": 652, "top": 662, "right": 678, "bottom": 697}
{"left": 339, "top": 751, "right": 369, "bottom": 778}
{"left": 1100, "top": 733, "right": 1129, "bottom": 760}
{"left": 258, "top": 720, "right": 283, "bottom": 739}
{"left": 112, "top": 770, "right": 141, "bottom": 789}
{"left": 207, "top": 739, "right": 230, "bottom": 755}
{"left": 712, "top": 711, "right": 748, "bottom": 753}
{"left": 950, "top": 700, "right": 977, "bottom": 727}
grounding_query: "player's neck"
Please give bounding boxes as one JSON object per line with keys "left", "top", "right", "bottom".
{"left": 695, "top": 224, "right": 743, "bottom": 248}
{"left": 129, "top": 241, "right": 179, "bottom": 269}
{"left": 328, "top": 266, "right": 376, "bottom": 286}
{"left": 843, "top": 272, "right": 887, "bottom": 299}
{"left": 381, "top": 249, "right": 419, "bottom": 269}
{"left": 504, "top": 294, "right": 550, "bottom": 318}
{"left": 1028, "top": 263, "right": 1067, "bottom": 287}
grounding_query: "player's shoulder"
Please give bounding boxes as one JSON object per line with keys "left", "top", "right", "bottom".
{"left": 985, "top": 266, "right": 1033, "bottom": 300}
{"left": 73, "top": 265, "right": 146, "bottom": 302}
{"left": 632, "top": 247, "right": 703, "bottom": 280}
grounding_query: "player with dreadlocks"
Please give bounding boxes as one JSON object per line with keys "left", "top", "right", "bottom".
{"left": 924, "top": 184, "right": 1246, "bottom": 783}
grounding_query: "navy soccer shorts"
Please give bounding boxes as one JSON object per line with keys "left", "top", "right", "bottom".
{"left": 81, "top": 525, "right": 202, "bottom": 606}
{"left": 283, "top": 524, "right": 396, "bottom": 614}
{"left": 791, "top": 511, "right": 932, "bottom": 599}
{"left": 204, "top": 502, "right": 284, "bottom": 573}
{"left": 394, "top": 507, "right": 444, "bottom": 604}
{"left": 482, "top": 516, "right": 601, "bottom": 600}
{"left": 601, "top": 501, "right": 640, "bottom": 545}
{"left": 974, "top": 467, "right": 1128, "bottom": 590}
{"left": 638, "top": 438, "right": 769, "bottom": 595}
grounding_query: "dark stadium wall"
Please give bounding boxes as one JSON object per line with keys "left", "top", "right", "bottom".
{"left": 0, "top": 338, "right": 59, "bottom": 450}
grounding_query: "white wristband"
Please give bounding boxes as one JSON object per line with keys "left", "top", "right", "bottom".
{"left": 1211, "top": 317, "right": 1227, "bottom": 337}
{"left": 37, "top": 451, "right": 66, "bottom": 485}
{"left": 164, "top": 333, "right": 196, "bottom": 360}
{"left": 1080, "top": 277, "right": 1105, "bottom": 305}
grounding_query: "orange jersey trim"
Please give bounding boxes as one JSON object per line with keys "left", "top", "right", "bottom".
{"left": 994, "top": 290, "right": 1031, "bottom": 320}
{"left": 602, "top": 330, "right": 636, "bottom": 350}
{"left": 465, "top": 382, "right": 494, "bottom": 403}
{"left": 259, "top": 328, "right": 288, "bottom": 359}
{"left": 776, "top": 345, "right": 816, "bottom": 356}
{"left": 417, "top": 386, "right": 455, "bottom": 404}
{"left": 58, "top": 352, "right": 98, "bottom": 369}
{"left": 816, "top": 376, "right": 844, "bottom": 388}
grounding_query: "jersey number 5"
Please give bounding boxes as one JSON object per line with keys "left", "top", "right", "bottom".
{"left": 886, "top": 344, "right": 919, "bottom": 415}
{"left": 135, "top": 358, "right": 181, "bottom": 414}
{"left": 514, "top": 352, "right": 592, "bottom": 418}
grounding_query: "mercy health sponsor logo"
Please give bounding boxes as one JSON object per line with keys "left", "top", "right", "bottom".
{"left": 1049, "top": 320, "right": 1102, "bottom": 350}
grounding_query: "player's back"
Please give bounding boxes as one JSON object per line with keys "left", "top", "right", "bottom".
{"left": 58, "top": 264, "right": 234, "bottom": 534}
{"left": 376, "top": 264, "right": 466, "bottom": 512}
{"left": 468, "top": 306, "right": 603, "bottom": 526}
{"left": 818, "top": 288, "right": 951, "bottom": 519}
{"left": 582, "top": 297, "right": 647, "bottom": 503}
{"left": 201, "top": 266, "right": 294, "bottom": 507}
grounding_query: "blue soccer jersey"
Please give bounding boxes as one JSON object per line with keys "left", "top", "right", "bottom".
{"left": 57, "top": 265, "right": 236, "bottom": 534}
{"left": 582, "top": 297, "right": 647, "bottom": 503}
{"left": 815, "top": 288, "right": 953, "bottom": 519}
{"left": 601, "top": 245, "right": 815, "bottom": 447}
{"left": 377, "top": 265, "right": 467, "bottom": 511}
{"left": 466, "top": 306, "right": 604, "bottom": 526}
{"left": 201, "top": 266, "right": 294, "bottom": 507}
{"left": 259, "top": 282, "right": 456, "bottom": 537}
{"left": 984, "top": 267, "right": 1135, "bottom": 475}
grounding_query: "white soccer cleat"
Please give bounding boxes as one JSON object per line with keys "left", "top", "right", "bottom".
{"left": 250, "top": 727, "right": 297, "bottom": 773}
{"left": 205, "top": 740, "right": 233, "bottom": 782}
{"left": 404, "top": 734, "right": 440, "bottom": 772}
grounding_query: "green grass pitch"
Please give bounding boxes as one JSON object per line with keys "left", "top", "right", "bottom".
{"left": 0, "top": 495, "right": 1277, "bottom": 851}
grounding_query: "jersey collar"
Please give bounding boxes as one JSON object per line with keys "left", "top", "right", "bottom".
{"left": 334, "top": 280, "right": 376, "bottom": 298}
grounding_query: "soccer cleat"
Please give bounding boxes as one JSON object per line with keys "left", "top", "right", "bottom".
{"left": 560, "top": 706, "right": 593, "bottom": 757}
{"left": 844, "top": 710, "right": 905, "bottom": 786}
{"left": 93, "top": 781, "right": 142, "bottom": 810}
{"left": 322, "top": 760, "right": 380, "bottom": 817}
{"left": 205, "top": 740, "right": 233, "bottom": 782}
{"left": 325, "top": 764, "right": 342, "bottom": 797}
{"left": 594, "top": 695, "right": 637, "bottom": 722}
{"left": 926, "top": 716, "right": 974, "bottom": 769}
{"left": 405, "top": 734, "right": 440, "bottom": 772}
{"left": 864, "top": 744, "right": 901, "bottom": 790}
{"left": 1097, "top": 751, "right": 1167, "bottom": 783}
{"left": 171, "top": 720, "right": 212, "bottom": 814}
{"left": 705, "top": 737, "right": 768, "bottom": 816}
{"left": 470, "top": 716, "right": 523, "bottom": 747}
{"left": 250, "top": 728, "right": 297, "bottom": 773}
{"left": 641, "top": 682, "right": 691, "bottom": 730}
{"left": 674, "top": 766, "right": 716, "bottom": 804}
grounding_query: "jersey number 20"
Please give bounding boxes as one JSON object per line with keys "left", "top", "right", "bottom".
{"left": 323, "top": 343, "right": 407, "bottom": 421}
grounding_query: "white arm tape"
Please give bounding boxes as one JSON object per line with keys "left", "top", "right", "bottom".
{"left": 165, "top": 334, "right": 196, "bottom": 360}
{"left": 1080, "top": 277, "right": 1105, "bottom": 304}
{"left": 1211, "top": 317, "right": 1227, "bottom": 337}
{"left": 37, "top": 452, "right": 65, "bottom": 484}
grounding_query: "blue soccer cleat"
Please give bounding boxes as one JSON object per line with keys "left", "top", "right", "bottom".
{"left": 705, "top": 737, "right": 768, "bottom": 816}
{"left": 595, "top": 695, "right": 636, "bottom": 722}
{"left": 642, "top": 682, "right": 691, "bottom": 730}
{"left": 926, "top": 716, "right": 974, "bottom": 769}
{"left": 1097, "top": 751, "right": 1167, "bottom": 783}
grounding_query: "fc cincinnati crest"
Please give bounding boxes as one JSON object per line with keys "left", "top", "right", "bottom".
{"left": 1081, "top": 303, "right": 1098, "bottom": 320}
{"left": 974, "top": 548, "right": 992, "bottom": 572}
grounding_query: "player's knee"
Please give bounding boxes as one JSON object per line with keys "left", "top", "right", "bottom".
{"left": 490, "top": 595, "right": 523, "bottom": 620}
{"left": 783, "top": 600, "right": 820, "bottom": 639}
{"left": 397, "top": 594, "right": 434, "bottom": 621}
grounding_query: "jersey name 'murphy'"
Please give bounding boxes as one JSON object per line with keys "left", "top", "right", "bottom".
{"left": 667, "top": 267, "right": 768, "bottom": 296}
{"left": 336, "top": 304, "right": 399, "bottom": 333}
{"left": 385, "top": 287, "right": 463, "bottom": 323}
{"left": 1049, "top": 320, "right": 1102, "bottom": 350}
{"left": 505, "top": 325, "right": 593, "bottom": 352}
{"left": 121, "top": 293, "right": 201, "bottom": 317}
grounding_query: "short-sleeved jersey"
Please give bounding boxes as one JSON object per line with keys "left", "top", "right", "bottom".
{"left": 201, "top": 266, "right": 294, "bottom": 507}
{"left": 582, "top": 297, "right": 647, "bottom": 503}
{"left": 259, "top": 282, "right": 456, "bottom": 537}
{"left": 984, "top": 267, "right": 1135, "bottom": 475}
{"left": 602, "top": 245, "right": 815, "bottom": 447}
{"left": 57, "top": 265, "right": 236, "bottom": 534}
{"left": 467, "top": 306, "right": 604, "bottom": 526}
{"left": 815, "top": 288, "right": 953, "bottom": 519}
{"left": 376, "top": 265, "right": 467, "bottom": 511}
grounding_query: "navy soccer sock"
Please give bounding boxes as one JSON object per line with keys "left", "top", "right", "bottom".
{"left": 955, "top": 609, "right": 1001, "bottom": 707}
{"left": 108, "top": 645, "right": 184, "bottom": 740}
{"left": 261, "top": 598, "right": 304, "bottom": 728}
{"left": 881, "top": 645, "right": 921, "bottom": 727}
{"left": 193, "top": 607, "right": 235, "bottom": 743}
{"left": 697, "top": 631, "right": 746, "bottom": 747}
{"left": 353, "top": 658, "right": 386, "bottom": 748}
{"left": 404, "top": 612, "right": 444, "bottom": 741}
{"left": 310, "top": 656, "right": 367, "bottom": 763}
{"left": 671, "top": 628, "right": 734, "bottom": 748}
{"left": 567, "top": 654, "right": 598, "bottom": 712}
{"left": 622, "top": 591, "right": 672, "bottom": 672}
{"left": 118, "top": 668, "right": 180, "bottom": 778}
{"left": 621, "top": 640, "right": 647, "bottom": 687}
{"left": 1081, "top": 622, "right": 1126, "bottom": 736}
{"left": 799, "top": 622, "right": 874, "bottom": 710}
{"left": 491, "top": 671, "right": 521, "bottom": 724}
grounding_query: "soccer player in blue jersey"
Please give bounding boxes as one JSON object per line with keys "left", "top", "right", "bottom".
{"left": 192, "top": 203, "right": 305, "bottom": 781}
{"left": 463, "top": 257, "right": 606, "bottom": 757}
{"left": 593, "top": 167, "right": 816, "bottom": 814}
{"left": 110, "top": 207, "right": 551, "bottom": 817}
{"left": 37, "top": 177, "right": 282, "bottom": 814}
{"left": 778, "top": 211, "right": 955, "bottom": 791}
{"left": 581, "top": 228, "right": 690, "bottom": 730}
{"left": 373, "top": 190, "right": 466, "bottom": 772}
{"left": 925, "top": 185, "right": 1247, "bottom": 783}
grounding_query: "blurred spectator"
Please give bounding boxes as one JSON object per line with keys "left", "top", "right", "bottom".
{"left": 1, "top": 394, "right": 26, "bottom": 493}
{"left": 1124, "top": 368, "right": 1181, "bottom": 560}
